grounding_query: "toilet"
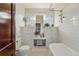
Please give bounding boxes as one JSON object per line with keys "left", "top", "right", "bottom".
{"left": 19, "top": 45, "right": 30, "bottom": 56}
{"left": 16, "top": 38, "right": 30, "bottom": 56}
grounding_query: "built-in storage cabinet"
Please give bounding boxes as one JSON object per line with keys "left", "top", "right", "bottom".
{"left": 0, "top": 3, "right": 15, "bottom": 56}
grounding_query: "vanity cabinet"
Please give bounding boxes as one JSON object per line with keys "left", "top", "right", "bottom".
{"left": 34, "top": 37, "right": 46, "bottom": 46}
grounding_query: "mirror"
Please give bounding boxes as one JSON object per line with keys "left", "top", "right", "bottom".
{"left": 0, "top": 12, "right": 11, "bottom": 23}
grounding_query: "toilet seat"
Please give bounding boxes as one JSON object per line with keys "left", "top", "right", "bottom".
{"left": 18, "top": 45, "right": 30, "bottom": 56}
{"left": 19, "top": 45, "right": 30, "bottom": 51}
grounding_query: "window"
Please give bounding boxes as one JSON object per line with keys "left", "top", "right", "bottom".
{"left": 44, "top": 15, "right": 54, "bottom": 26}
{"left": 26, "top": 15, "right": 36, "bottom": 26}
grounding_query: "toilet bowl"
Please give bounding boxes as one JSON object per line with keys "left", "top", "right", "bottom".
{"left": 19, "top": 45, "right": 30, "bottom": 56}
{"left": 16, "top": 38, "right": 30, "bottom": 56}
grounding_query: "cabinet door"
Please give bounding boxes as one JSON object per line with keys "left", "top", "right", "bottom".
{"left": 42, "top": 39, "right": 46, "bottom": 46}
{"left": 34, "top": 40, "right": 37, "bottom": 46}
{"left": 0, "top": 3, "right": 11, "bottom": 49}
{"left": 0, "top": 3, "right": 15, "bottom": 56}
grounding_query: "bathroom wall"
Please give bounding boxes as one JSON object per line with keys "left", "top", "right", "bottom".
{"left": 20, "top": 26, "right": 35, "bottom": 47}
{"left": 44, "top": 27, "right": 59, "bottom": 47}
{"left": 15, "top": 4, "right": 25, "bottom": 50}
{"left": 58, "top": 4, "right": 79, "bottom": 54}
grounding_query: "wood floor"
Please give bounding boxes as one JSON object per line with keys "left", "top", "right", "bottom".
{"left": 16, "top": 46, "right": 52, "bottom": 56}
{"left": 29, "top": 47, "right": 49, "bottom": 56}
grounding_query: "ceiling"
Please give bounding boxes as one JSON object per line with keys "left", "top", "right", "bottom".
{"left": 50, "top": 3, "right": 69, "bottom": 10}
{"left": 21, "top": 3, "right": 50, "bottom": 8}
{"left": 21, "top": 3, "right": 70, "bottom": 10}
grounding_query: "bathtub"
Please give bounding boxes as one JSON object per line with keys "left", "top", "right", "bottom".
{"left": 49, "top": 43, "right": 78, "bottom": 56}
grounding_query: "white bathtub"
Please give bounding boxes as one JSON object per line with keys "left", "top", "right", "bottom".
{"left": 49, "top": 43, "right": 78, "bottom": 56}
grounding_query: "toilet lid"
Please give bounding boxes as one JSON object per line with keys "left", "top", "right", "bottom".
{"left": 19, "top": 45, "right": 30, "bottom": 50}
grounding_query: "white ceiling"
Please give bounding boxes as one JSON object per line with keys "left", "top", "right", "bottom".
{"left": 51, "top": 3, "right": 70, "bottom": 10}
{"left": 21, "top": 3, "right": 50, "bottom": 8}
{"left": 21, "top": 3, "right": 70, "bottom": 10}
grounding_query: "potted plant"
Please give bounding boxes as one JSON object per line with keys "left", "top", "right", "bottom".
{"left": 44, "top": 23, "right": 49, "bottom": 27}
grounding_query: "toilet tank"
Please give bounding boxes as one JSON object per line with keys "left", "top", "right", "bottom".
{"left": 16, "top": 37, "right": 21, "bottom": 50}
